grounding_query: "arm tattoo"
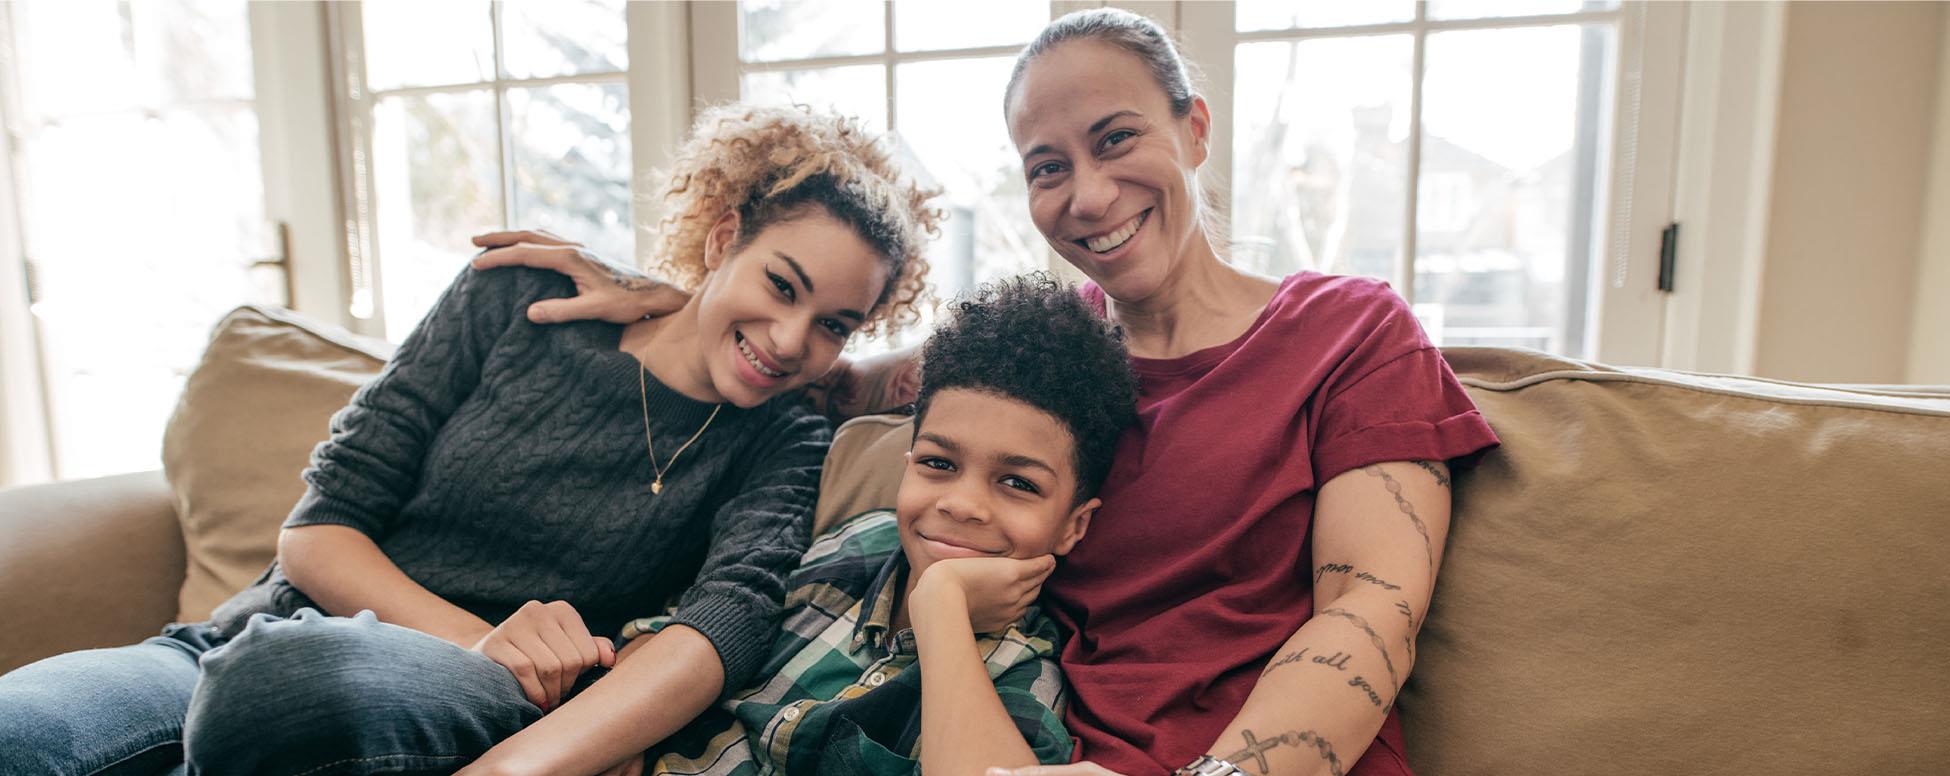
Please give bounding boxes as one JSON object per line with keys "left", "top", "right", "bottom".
{"left": 1222, "top": 729, "right": 1344, "bottom": 776}
{"left": 1396, "top": 600, "right": 1419, "bottom": 659}
{"left": 1362, "top": 465, "right": 1435, "bottom": 578}
{"left": 1318, "top": 607, "right": 1400, "bottom": 705}
{"left": 1313, "top": 562, "right": 1401, "bottom": 591}
{"left": 589, "top": 253, "right": 663, "bottom": 292}
{"left": 1412, "top": 460, "right": 1451, "bottom": 488}
{"left": 1262, "top": 647, "right": 1312, "bottom": 676}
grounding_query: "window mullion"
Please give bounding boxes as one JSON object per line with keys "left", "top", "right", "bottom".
{"left": 1400, "top": 1, "right": 1429, "bottom": 302}
{"left": 327, "top": 1, "right": 382, "bottom": 335}
{"left": 490, "top": 1, "right": 515, "bottom": 231}
{"left": 884, "top": 1, "right": 897, "bottom": 132}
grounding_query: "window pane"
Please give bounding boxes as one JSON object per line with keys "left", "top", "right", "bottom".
{"left": 373, "top": 91, "right": 502, "bottom": 341}
{"left": 896, "top": 57, "right": 1043, "bottom": 322}
{"left": 22, "top": 106, "right": 270, "bottom": 479}
{"left": 742, "top": 66, "right": 888, "bottom": 131}
{"left": 1427, "top": 0, "right": 1617, "bottom": 21}
{"left": 1416, "top": 25, "right": 1612, "bottom": 357}
{"left": 740, "top": 0, "right": 884, "bottom": 62}
{"left": 501, "top": 0, "right": 628, "bottom": 79}
{"left": 1231, "top": 36, "right": 1413, "bottom": 283}
{"left": 1236, "top": 0, "right": 1415, "bottom": 31}
{"left": 894, "top": 0, "right": 1045, "bottom": 52}
{"left": 363, "top": 0, "right": 493, "bottom": 90}
{"left": 13, "top": 0, "right": 253, "bottom": 118}
{"left": 509, "top": 83, "right": 635, "bottom": 269}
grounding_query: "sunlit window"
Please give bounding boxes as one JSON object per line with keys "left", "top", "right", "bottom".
{"left": 348, "top": 0, "right": 633, "bottom": 341}
{"left": 732, "top": 0, "right": 1053, "bottom": 350}
{"left": 3, "top": 0, "right": 276, "bottom": 479}
{"left": 1229, "top": 1, "right": 1622, "bottom": 356}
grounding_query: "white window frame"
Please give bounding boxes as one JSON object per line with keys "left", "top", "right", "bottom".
{"left": 0, "top": 0, "right": 335, "bottom": 485}
{"left": 1177, "top": 1, "right": 1687, "bottom": 366}
{"left": 687, "top": 0, "right": 1128, "bottom": 287}
{"left": 320, "top": 0, "right": 691, "bottom": 338}
{"left": 686, "top": 1, "right": 1686, "bottom": 364}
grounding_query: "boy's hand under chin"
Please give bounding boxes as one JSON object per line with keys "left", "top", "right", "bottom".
{"left": 912, "top": 555, "right": 1056, "bottom": 634}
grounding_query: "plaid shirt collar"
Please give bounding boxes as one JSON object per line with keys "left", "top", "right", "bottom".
{"left": 849, "top": 547, "right": 909, "bottom": 655}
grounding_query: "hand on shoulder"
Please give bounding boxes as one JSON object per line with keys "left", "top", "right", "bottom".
{"left": 470, "top": 229, "right": 690, "bottom": 324}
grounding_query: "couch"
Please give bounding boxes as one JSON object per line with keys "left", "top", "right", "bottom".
{"left": 3, "top": 304, "right": 1947, "bottom": 775}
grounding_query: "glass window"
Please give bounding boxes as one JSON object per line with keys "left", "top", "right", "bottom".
{"left": 731, "top": 0, "right": 1048, "bottom": 352}
{"left": 352, "top": 0, "right": 633, "bottom": 340}
{"left": 1231, "top": 36, "right": 1414, "bottom": 283}
{"left": 1236, "top": 0, "right": 1416, "bottom": 31}
{"left": 1228, "top": 7, "right": 1619, "bottom": 359}
{"left": 8, "top": 0, "right": 274, "bottom": 479}
{"left": 740, "top": 0, "right": 883, "bottom": 62}
{"left": 1415, "top": 24, "right": 1613, "bottom": 354}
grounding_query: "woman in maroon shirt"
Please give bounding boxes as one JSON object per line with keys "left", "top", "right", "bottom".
{"left": 477, "top": 10, "right": 1496, "bottom": 776}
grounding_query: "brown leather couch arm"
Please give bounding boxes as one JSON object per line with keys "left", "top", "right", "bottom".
{"left": 0, "top": 470, "right": 183, "bottom": 674}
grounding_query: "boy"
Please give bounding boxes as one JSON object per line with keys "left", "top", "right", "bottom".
{"left": 622, "top": 272, "right": 1138, "bottom": 774}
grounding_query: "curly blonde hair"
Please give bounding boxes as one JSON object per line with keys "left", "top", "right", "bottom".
{"left": 642, "top": 104, "right": 941, "bottom": 336}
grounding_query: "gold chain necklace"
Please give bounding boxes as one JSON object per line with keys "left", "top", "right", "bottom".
{"left": 639, "top": 365, "right": 722, "bottom": 495}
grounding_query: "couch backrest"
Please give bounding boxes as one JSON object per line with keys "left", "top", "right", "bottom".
{"left": 815, "top": 347, "right": 1950, "bottom": 775}
{"left": 169, "top": 305, "right": 1950, "bottom": 773}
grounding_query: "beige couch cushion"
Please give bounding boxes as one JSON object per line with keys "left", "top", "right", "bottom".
{"left": 1411, "top": 347, "right": 1950, "bottom": 775}
{"left": 808, "top": 348, "right": 1950, "bottom": 774}
{"left": 813, "top": 414, "right": 913, "bottom": 537}
{"left": 160, "top": 306, "right": 392, "bottom": 622}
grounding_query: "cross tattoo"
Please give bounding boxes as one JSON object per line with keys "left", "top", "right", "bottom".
{"left": 1236, "top": 730, "right": 1277, "bottom": 773}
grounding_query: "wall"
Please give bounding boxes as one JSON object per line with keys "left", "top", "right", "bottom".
{"left": 1750, "top": 1, "right": 1940, "bottom": 384}
{"left": 1911, "top": 8, "right": 1950, "bottom": 385}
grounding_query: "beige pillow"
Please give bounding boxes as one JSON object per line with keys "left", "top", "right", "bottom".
{"left": 160, "top": 306, "right": 392, "bottom": 622}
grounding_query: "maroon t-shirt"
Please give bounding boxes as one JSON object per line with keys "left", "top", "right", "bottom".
{"left": 1050, "top": 273, "right": 1499, "bottom": 775}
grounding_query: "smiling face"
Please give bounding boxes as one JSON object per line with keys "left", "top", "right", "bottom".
{"left": 690, "top": 207, "right": 889, "bottom": 408}
{"left": 1006, "top": 40, "right": 1212, "bottom": 303}
{"left": 896, "top": 388, "right": 1099, "bottom": 579}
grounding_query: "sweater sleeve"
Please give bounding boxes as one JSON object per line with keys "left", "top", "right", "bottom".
{"left": 282, "top": 265, "right": 531, "bottom": 538}
{"left": 667, "top": 403, "right": 832, "bottom": 694}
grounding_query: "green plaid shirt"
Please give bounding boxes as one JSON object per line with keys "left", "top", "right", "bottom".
{"left": 623, "top": 510, "right": 1072, "bottom": 774}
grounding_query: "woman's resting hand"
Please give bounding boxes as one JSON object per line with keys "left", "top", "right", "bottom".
{"left": 470, "top": 229, "right": 690, "bottom": 324}
{"left": 469, "top": 599, "right": 616, "bottom": 711}
{"left": 914, "top": 555, "right": 1057, "bottom": 634}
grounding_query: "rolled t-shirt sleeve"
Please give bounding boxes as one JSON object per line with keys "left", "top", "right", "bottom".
{"left": 1310, "top": 298, "right": 1498, "bottom": 487}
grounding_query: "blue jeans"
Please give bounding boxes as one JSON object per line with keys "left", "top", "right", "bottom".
{"left": 0, "top": 609, "right": 542, "bottom": 775}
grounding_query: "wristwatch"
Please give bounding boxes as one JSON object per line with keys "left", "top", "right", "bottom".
{"left": 1173, "top": 755, "right": 1247, "bottom": 775}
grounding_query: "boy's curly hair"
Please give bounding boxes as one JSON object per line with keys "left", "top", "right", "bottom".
{"left": 643, "top": 104, "right": 941, "bottom": 336}
{"left": 915, "top": 272, "right": 1138, "bottom": 502}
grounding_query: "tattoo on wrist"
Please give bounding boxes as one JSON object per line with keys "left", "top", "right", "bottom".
{"left": 1412, "top": 460, "right": 1451, "bottom": 488}
{"left": 1221, "top": 729, "right": 1344, "bottom": 776}
{"left": 1363, "top": 465, "right": 1436, "bottom": 578}
{"left": 1318, "top": 607, "right": 1400, "bottom": 706}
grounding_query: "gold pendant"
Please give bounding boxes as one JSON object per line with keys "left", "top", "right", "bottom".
{"left": 652, "top": 480, "right": 663, "bottom": 495}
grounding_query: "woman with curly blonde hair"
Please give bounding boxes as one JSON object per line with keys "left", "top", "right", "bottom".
{"left": 0, "top": 104, "right": 938, "bottom": 775}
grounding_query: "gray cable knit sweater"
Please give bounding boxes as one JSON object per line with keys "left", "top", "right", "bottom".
{"left": 209, "top": 266, "right": 831, "bottom": 690}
